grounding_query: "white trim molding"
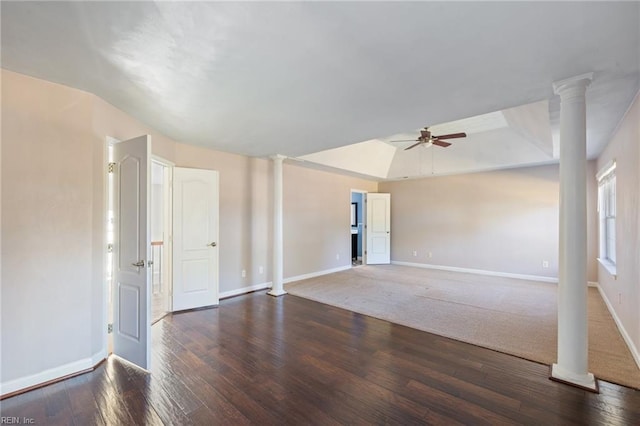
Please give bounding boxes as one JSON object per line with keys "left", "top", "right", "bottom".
{"left": 551, "top": 363, "right": 597, "bottom": 391}
{"left": 552, "top": 72, "right": 593, "bottom": 96}
{"left": 392, "top": 261, "right": 558, "bottom": 283}
{"left": 284, "top": 265, "right": 352, "bottom": 284}
{"left": 596, "top": 159, "right": 616, "bottom": 182}
{"left": 597, "top": 258, "right": 617, "bottom": 278}
{"left": 219, "top": 282, "right": 272, "bottom": 300}
{"left": 220, "top": 265, "right": 351, "bottom": 300}
{"left": 0, "top": 352, "right": 103, "bottom": 397}
{"left": 219, "top": 265, "right": 353, "bottom": 299}
{"left": 594, "top": 284, "right": 640, "bottom": 370}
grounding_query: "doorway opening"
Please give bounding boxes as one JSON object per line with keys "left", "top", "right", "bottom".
{"left": 150, "top": 160, "right": 172, "bottom": 323}
{"left": 350, "top": 190, "right": 366, "bottom": 266}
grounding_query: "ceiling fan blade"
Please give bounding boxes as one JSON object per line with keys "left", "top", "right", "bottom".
{"left": 433, "top": 132, "right": 466, "bottom": 139}
{"left": 390, "top": 139, "right": 419, "bottom": 143}
{"left": 432, "top": 140, "right": 452, "bottom": 147}
{"left": 404, "top": 141, "right": 424, "bottom": 150}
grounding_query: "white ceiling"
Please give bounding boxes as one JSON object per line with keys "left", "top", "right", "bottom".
{"left": 2, "top": 2, "right": 639, "bottom": 177}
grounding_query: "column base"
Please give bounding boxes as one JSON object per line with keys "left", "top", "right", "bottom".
{"left": 267, "top": 288, "right": 287, "bottom": 297}
{"left": 550, "top": 364, "right": 599, "bottom": 393}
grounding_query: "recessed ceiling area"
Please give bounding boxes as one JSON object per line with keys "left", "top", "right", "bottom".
{"left": 300, "top": 101, "right": 555, "bottom": 180}
{"left": 1, "top": 1, "right": 638, "bottom": 174}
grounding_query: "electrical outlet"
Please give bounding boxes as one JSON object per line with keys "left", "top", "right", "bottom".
{"left": 542, "top": 260, "right": 549, "bottom": 268}
{"left": 413, "top": 250, "right": 417, "bottom": 257}
{"left": 259, "top": 266, "right": 263, "bottom": 274}
{"left": 241, "top": 269, "right": 246, "bottom": 278}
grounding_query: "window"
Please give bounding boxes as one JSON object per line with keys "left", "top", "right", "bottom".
{"left": 597, "top": 160, "right": 616, "bottom": 273}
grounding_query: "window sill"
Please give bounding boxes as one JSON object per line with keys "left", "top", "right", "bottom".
{"left": 597, "top": 258, "right": 617, "bottom": 278}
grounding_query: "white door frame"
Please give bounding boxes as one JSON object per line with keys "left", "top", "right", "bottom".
{"left": 350, "top": 189, "right": 368, "bottom": 265}
{"left": 151, "top": 156, "right": 174, "bottom": 316}
{"left": 102, "top": 137, "right": 118, "bottom": 359}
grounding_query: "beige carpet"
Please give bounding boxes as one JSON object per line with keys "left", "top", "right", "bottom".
{"left": 286, "top": 264, "right": 640, "bottom": 389}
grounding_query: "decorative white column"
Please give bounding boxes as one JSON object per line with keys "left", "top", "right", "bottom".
{"left": 550, "top": 72, "right": 597, "bottom": 391}
{"left": 268, "top": 154, "right": 287, "bottom": 297}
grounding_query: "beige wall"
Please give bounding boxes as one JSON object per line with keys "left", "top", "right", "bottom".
{"left": 380, "top": 164, "right": 600, "bottom": 280}
{"left": 2, "top": 70, "right": 96, "bottom": 383}
{"left": 1, "top": 70, "right": 379, "bottom": 392}
{"left": 596, "top": 91, "right": 640, "bottom": 361}
{"left": 380, "top": 163, "right": 599, "bottom": 281}
{"left": 283, "top": 164, "right": 378, "bottom": 278}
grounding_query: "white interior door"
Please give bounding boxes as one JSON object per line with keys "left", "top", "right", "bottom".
{"left": 112, "top": 135, "right": 151, "bottom": 369}
{"left": 366, "top": 193, "right": 391, "bottom": 264}
{"left": 173, "top": 167, "right": 219, "bottom": 311}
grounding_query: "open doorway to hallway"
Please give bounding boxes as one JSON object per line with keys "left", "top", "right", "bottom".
{"left": 150, "top": 161, "right": 172, "bottom": 323}
{"left": 350, "top": 190, "right": 366, "bottom": 266}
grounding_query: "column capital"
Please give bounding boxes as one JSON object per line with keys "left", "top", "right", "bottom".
{"left": 270, "top": 154, "right": 287, "bottom": 161}
{"left": 553, "top": 72, "right": 593, "bottom": 97}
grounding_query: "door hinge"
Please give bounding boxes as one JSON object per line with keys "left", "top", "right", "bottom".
{"left": 107, "top": 243, "right": 113, "bottom": 253}
{"left": 108, "top": 162, "right": 116, "bottom": 173}
{"left": 108, "top": 323, "right": 113, "bottom": 334}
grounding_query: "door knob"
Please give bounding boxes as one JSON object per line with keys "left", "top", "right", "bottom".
{"left": 132, "top": 260, "right": 145, "bottom": 267}
{"left": 208, "top": 242, "right": 217, "bottom": 247}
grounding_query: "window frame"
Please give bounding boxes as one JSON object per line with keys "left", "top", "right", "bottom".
{"left": 596, "top": 160, "right": 617, "bottom": 276}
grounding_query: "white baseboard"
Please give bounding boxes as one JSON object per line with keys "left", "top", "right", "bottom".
{"left": 392, "top": 261, "right": 559, "bottom": 283}
{"left": 218, "top": 265, "right": 352, "bottom": 299}
{"left": 219, "top": 282, "right": 272, "bottom": 300}
{"left": 0, "top": 351, "right": 103, "bottom": 397}
{"left": 92, "top": 349, "right": 107, "bottom": 366}
{"left": 594, "top": 283, "right": 640, "bottom": 370}
{"left": 284, "top": 265, "right": 352, "bottom": 284}
{"left": 218, "top": 265, "right": 351, "bottom": 299}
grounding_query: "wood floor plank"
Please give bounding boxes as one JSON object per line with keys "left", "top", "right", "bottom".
{"left": 64, "top": 373, "right": 106, "bottom": 426}
{"left": 2, "top": 291, "right": 639, "bottom": 425}
{"left": 40, "top": 380, "right": 75, "bottom": 425}
{"left": 88, "top": 363, "right": 138, "bottom": 426}
{"left": 405, "top": 378, "right": 517, "bottom": 425}
{"left": 0, "top": 387, "right": 48, "bottom": 422}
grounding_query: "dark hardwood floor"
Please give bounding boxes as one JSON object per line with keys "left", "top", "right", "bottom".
{"left": 2, "top": 292, "right": 639, "bottom": 425}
